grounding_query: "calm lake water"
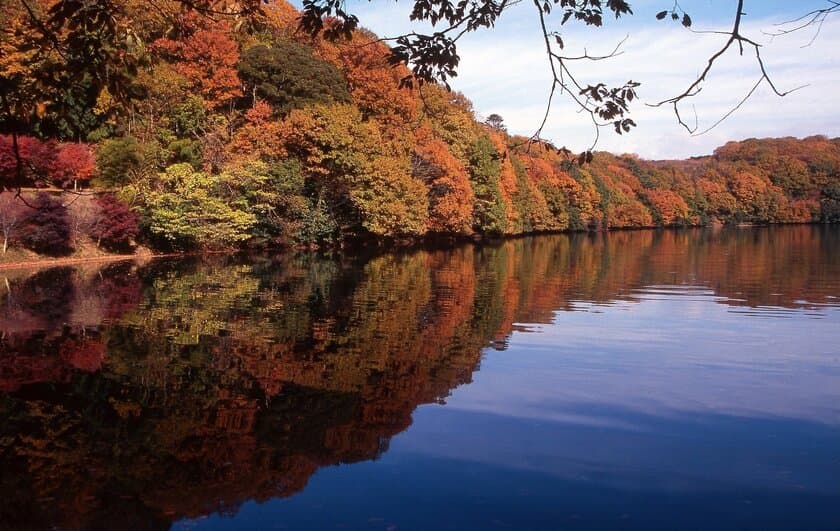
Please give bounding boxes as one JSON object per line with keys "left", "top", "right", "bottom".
{"left": 1, "top": 226, "right": 839, "bottom": 530}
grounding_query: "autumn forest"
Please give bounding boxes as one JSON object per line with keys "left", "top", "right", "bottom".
{"left": 0, "top": 0, "right": 838, "bottom": 259}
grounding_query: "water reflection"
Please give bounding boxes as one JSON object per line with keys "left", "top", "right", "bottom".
{"left": 1, "top": 226, "right": 839, "bottom": 530}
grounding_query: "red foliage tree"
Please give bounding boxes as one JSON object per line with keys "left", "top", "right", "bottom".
{"left": 330, "top": 32, "right": 417, "bottom": 129}
{"left": 608, "top": 201, "right": 654, "bottom": 228}
{"left": 90, "top": 194, "right": 140, "bottom": 251}
{"left": 644, "top": 189, "right": 690, "bottom": 226}
{"left": 53, "top": 143, "right": 96, "bottom": 189}
{"left": 412, "top": 128, "right": 474, "bottom": 234}
{"left": 0, "top": 134, "right": 57, "bottom": 186}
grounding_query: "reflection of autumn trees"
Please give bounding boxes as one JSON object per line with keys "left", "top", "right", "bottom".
{"left": 0, "top": 251, "right": 492, "bottom": 529}
{"left": 2, "top": 0, "right": 839, "bottom": 252}
{"left": 0, "top": 262, "right": 142, "bottom": 393}
{"left": 1, "top": 225, "right": 839, "bottom": 528}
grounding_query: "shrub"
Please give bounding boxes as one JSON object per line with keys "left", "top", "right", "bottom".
{"left": 91, "top": 194, "right": 140, "bottom": 251}
{"left": 21, "top": 192, "right": 73, "bottom": 256}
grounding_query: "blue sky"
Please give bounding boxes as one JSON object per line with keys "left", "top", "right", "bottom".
{"left": 290, "top": 0, "right": 840, "bottom": 159}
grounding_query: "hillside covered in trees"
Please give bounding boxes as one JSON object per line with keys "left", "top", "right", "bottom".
{"left": 1, "top": 0, "right": 839, "bottom": 257}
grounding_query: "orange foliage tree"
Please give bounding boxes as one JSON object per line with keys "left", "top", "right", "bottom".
{"left": 53, "top": 143, "right": 96, "bottom": 188}
{"left": 153, "top": 15, "right": 242, "bottom": 109}
{"left": 412, "top": 127, "right": 474, "bottom": 234}
{"left": 328, "top": 31, "right": 418, "bottom": 130}
{"left": 227, "top": 101, "right": 288, "bottom": 160}
{"left": 644, "top": 189, "right": 690, "bottom": 226}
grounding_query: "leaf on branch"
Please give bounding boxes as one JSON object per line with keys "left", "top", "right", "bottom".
{"left": 607, "top": 0, "right": 633, "bottom": 18}
{"left": 390, "top": 32, "right": 460, "bottom": 87}
{"left": 575, "top": 150, "right": 594, "bottom": 165}
{"left": 682, "top": 14, "right": 692, "bottom": 28}
{"left": 616, "top": 118, "right": 636, "bottom": 133}
{"left": 656, "top": 10, "right": 667, "bottom": 20}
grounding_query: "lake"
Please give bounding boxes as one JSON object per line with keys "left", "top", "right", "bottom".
{"left": 1, "top": 225, "right": 839, "bottom": 530}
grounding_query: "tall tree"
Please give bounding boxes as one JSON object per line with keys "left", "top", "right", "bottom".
{"left": 238, "top": 40, "right": 350, "bottom": 113}
{"left": 153, "top": 14, "right": 242, "bottom": 110}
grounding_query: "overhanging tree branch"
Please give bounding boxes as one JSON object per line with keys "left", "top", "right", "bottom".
{"left": 530, "top": 0, "right": 636, "bottom": 156}
{"left": 765, "top": 1, "right": 840, "bottom": 47}
{"left": 649, "top": 0, "right": 806, "bottom": 135}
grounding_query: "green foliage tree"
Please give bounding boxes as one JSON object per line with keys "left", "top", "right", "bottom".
{"left": 821, "top": 185, "right": 840, "bottom": 223}
{"left": 140, "top": 163, "right": 256, "bottom": 249}
{"left": 768, "top": 156, "right": 812, "bottom": 199}
{"left": 510, "top": 155, "right": 554, "bottom": 233}
{"left": 170, "top": 96, "right": 208, "bottom": 138}
{"left": 166, "top": 139, "right": 203, "bottom": 168}
{"left": 219, "top": 158, "right": 337, "bottom": 245}
{"left": 467, "top": 135, "right": 507, "bottom": 234}
{"left": 238, "top": 41, "right": 350, "bottom": 114}
{"left": 349, "top": 154, "right": 429, "bottom": 238}
{"left": 95, "top": 137, "right": 159, "bottom": 187}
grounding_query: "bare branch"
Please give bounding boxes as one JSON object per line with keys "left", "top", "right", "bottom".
{"left": 764, "top": 1, "right": 840, "bottom": 47}
{"left": 649, "top": 0, "right": 802, "bottom": 134}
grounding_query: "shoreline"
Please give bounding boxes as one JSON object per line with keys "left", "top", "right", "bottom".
{"left": 1, "top": 221, "right": 833, "bottom": 272}
{"left": 0, "top": 252, "right": 166, "bottom": 272}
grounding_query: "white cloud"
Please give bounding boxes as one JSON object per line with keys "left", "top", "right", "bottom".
{"left": 346, "top": 1, "right": 840, "bottom": 158}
